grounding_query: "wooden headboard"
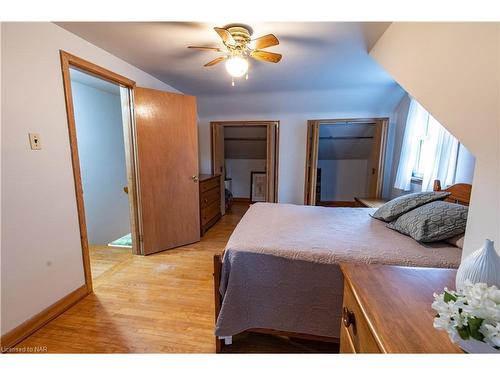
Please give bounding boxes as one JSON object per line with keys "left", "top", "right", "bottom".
{"left": 433, "top": 180, "right": 472, "bottom": 206}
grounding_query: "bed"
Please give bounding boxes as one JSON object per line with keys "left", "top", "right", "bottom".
{"left": 213, "top": 180, "right": 471, "bottom": 351}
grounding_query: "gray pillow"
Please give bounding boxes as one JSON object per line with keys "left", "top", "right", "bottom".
{"left": 371, "top": 191, "right": 451, "bottom": 222}
{"left": 386, "top": 201, "right": 468, "bottom": 242}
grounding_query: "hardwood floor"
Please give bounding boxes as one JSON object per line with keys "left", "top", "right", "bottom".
{"left": 15, "top": 202, "right": 338, "bottom": 353}
{"left": 89, "top": 245, "right": 133, "bottom": 281}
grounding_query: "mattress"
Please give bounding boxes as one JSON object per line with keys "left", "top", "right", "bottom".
{"left": 215, "top": 203, "right": 461, "bottom": 338}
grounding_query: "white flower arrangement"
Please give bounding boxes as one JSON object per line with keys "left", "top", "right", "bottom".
{"left": 432, "top": 280, "right": 500, "bottom": 352}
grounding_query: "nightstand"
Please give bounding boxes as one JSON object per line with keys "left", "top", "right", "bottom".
{"left": 354, "top": 197, "right": 388, "bottom": 208}
{"left": 339, "top": 263, "right": 462, "bottom": 353}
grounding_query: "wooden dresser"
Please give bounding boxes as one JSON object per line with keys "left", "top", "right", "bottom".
{"left": 339, "top": 263, "right": 462, "bottom": 353}
{"left": 199, "top": 174, "right": 222, "bottom": 236}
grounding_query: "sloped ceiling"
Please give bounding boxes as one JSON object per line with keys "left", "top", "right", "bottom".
{"left": 56, "top": 22, "right": 397, "bottom": 96}
{"left": 224, "top": 126, "right": 267, "bottom": 159}
{"left": 318, "top": 123, "right": 375, "bottom": 160}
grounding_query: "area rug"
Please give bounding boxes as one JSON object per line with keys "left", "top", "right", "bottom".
{"left": 108, "top": 233, "right": 132, "bottom": 248}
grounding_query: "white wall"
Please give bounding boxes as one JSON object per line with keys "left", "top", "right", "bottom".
{"left": 318, "top": 159, "right": 368, "bottom": 201}
{"left": 388, "top": 94, "right": 413, "bottom": 198}
{"left": 455, "top": 145, "right": 476, "bottom": 184}
{"left": 72, "top": 80, "right": 130, "bottom": 245}
{"left": 1, "top": 22, "right": 179, "bottom": 335}
{"left": 371, "top": 22, "right": 499, "bottom": 258}
{"left": 198, "top": 86, "right": 406, "bottom": 204}
{"left": 225, "top": 159, "right": 267, "bottom": 198}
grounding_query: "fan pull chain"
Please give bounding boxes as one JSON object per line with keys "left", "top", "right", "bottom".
{"left": 232, "top": 78, "right": 235, "bottom": 87}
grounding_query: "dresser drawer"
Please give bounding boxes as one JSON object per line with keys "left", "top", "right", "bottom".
{"left": 200, "top": 187, "right": 220, "bottom": 208}
{"left": 200, "top": 177, "right": 220, "bottom": 193}
{"left": 199, "top": 175, "right": 221, "bottom": 236}
{"left": 201, "top": 200, "right": 221, "bottom": 226}
{"left": 340, "top": 324, "right": 356, "bottom": 353}
{"left": 340, "top": 281, "right": 382, "bottom": 353}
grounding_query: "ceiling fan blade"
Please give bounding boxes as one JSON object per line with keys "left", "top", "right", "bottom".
{"left": 214, "top": 27, "right": 236, "bottom": 46}
{"left": 250, "top": 50, "right": 282, "bottom": 63}
{"left": 251, "top": 34, "right": 279, "bottom": 50}
{"left": 188, "top": 46, "right": 223, "bottom": 52}
{"left": 204, "top": 56, "right": 227, "bottom": 67}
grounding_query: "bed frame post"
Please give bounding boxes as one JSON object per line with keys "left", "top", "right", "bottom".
{"left": 213, "top": 254, "right": 223, "bottom": 353}
{"left": 433, "top": 179, "right": 471, "bottom": 205}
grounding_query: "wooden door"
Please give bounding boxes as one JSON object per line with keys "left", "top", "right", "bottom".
{"left": 266, "top": 123, "right": 279, "bottom": 202}
{"left": 134, "top": 87, "right": 200, "bottom": 255}
{"left": 304, "top": 121, "right": 320, "bottom": 205}
{"left": 366, "top": 119, "right": 388, "bottom": 198}
{"left": 212, "top": 124, "right": 225, "bottom": 215}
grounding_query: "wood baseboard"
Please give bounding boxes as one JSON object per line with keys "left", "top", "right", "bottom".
{"left": 1, "top": 285, "right": 89, "bottom": 351}
{"left": 316, "top": 200, "right": 357, "bottom": 207}
{"left": 232, "top": 197, "right": 251, "bottom": 203}
{"left": 247, "top": 328, "right": 339, "bottom": 343}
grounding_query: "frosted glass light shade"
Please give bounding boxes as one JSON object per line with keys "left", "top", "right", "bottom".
{"left": 456, "top": 239, "right": 500, "bottom": 291}
{"left": 225, "top": 56, "right": 249, "bottom": 78}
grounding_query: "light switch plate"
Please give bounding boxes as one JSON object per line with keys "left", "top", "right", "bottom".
{"left": 29, "top": 133, "right": 42, "bottom": 150}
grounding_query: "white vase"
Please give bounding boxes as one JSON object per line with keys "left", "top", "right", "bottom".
{"left": 451, "top": 333, "right": 499, "bottom": 354}
{"left": 456, "top": 239, "right": 500, "bottom": 291}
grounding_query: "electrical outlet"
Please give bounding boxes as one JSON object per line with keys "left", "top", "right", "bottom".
{"left": 29, "top": 133, "right": 42, "bottom": 150}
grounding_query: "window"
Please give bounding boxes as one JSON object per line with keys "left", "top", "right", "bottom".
{"left": 411, "top": 117, "right": 430, "bottom": 181}
{"left": 394, "top": 98, "right": 460, "bottom": 191}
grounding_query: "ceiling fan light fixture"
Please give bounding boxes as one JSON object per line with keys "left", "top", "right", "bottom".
{"left": 225, "top": 55, "right": 249, "bottom": 78}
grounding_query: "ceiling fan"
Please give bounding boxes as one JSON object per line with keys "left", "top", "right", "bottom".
{"left": 187, "top": 24, "right": 282, "bottom": 85}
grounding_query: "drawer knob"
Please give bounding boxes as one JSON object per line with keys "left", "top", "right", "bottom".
{"left": 204, "top": 198, "right": 208, "bottom": 203}
{"left": 342, "top": 307, "right": 355, "bottom": 328}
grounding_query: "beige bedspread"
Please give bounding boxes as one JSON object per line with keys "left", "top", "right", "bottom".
{"left": 215, "top": 203, "right": 462, "bottom": 339}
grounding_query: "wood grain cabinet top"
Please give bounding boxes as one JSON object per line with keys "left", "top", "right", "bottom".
{"left": 339, "top": 263, "right": 462, "bottom": 353}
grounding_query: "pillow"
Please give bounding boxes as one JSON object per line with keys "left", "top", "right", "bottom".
{"left": 386, "top": 201, "right": 468, "bottom": 242}
{"left": 371, "top": 191, "right": 451, "bottom": 222}
{"left": 446, "top": 234, "right": 465, "bottom": 249}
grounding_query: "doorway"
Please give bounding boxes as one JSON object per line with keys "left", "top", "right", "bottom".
{"left": 304, "top": 118, "right": 389, "bottom": 206}
{"left": 61, "top": 52, "right": 201, "bottom": 293}
{"left": 61, "top": 52, "right": 141, "bottom": 289}
{"left": 211, "top": 121, "right": 279, "bottom": 214}
{"left": 69, "top": 67, "right": 137, "bottom": 280}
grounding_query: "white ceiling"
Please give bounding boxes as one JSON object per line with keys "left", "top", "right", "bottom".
{"left": 56, "top": 22, "right": 398, "bottom": 96}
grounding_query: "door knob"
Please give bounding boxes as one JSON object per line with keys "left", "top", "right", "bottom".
{"left": 192, "top": 175, "right": 199, "bottom": 182}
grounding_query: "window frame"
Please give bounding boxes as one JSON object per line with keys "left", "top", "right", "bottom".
{"left": 411, "top": 112, "right": 431, "bottom": 181}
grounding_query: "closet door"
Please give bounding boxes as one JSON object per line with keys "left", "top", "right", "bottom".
{"left": 212, "top": 124, "right": 225, "bottom": 215}
{"left": 366, "top": 119, "right": 389, "bottom": 198}
{"left": 134, "top": 88, "right": 200, "bottom": 255}
{"left": 304, "top": 121, "right": 320, "bottom": 205}
{"left": 266, "top": 123, "right": 279, "bottom": 202}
